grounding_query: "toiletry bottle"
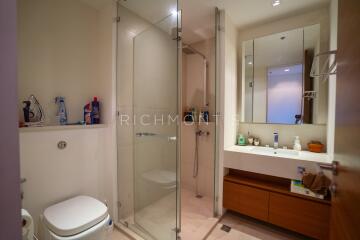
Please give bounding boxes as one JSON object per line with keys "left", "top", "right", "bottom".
{"left": 274, "top": 132, "right": 279, "bottom": 149}
{"left": 192, "top": 108, "right": 198, "bottom": 123}
{"left": 91, "top": 97, "right": 100, "bottom": 124}
{"left": 238, "top": 134, "right": 246, "bottom": 146}
{"left": 203, "top": 110, "right": 209, "bottom": 122}
{"left": 55, "top": 97, "right": 67, "bottom": 125}
{"left": 84, "top": 103, "right": 91, "bottom": 124}
{"left": 22, "top": 101, "right": 31, "bottom": 123}
{"left": 293, "top": 136, "right": 302, "bottom": 151}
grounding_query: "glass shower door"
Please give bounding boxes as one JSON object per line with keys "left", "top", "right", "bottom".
{"left": 132, "top": 13, "right": 179, "bottom": 240}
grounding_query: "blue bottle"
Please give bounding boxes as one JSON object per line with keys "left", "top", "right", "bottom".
{"left": 55, "top": 97, "right": 67, "bottom": 125}
{"left": 91, "top": 97, "right": 100, "bottom": 124}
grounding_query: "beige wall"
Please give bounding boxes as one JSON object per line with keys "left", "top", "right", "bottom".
{"left": 182, "top": 38, "right": 216, "bottom": 119}
{"left": 181, "top": 38, "right": 216, "bottom": 199}
{"left": 238, "top": 123, "right": 327, "bottom": 150}
{"left": 181, "top": 123, "right": 214, "bottom": 198}
{"left": 223, "top": 12, "right": 238, "bottom": 148}
{"left": 18, "top": 0, "right": 112, "bottom": 125}
{"left": 327, "top": 0, "right": 338, "bottom": 159}
{"left": 20, "top": 127, "right": 114, "bottom": 237}
{"left": 18, "top": 1, "right": 117, "bottom": 237}
{"left": 217, "top": 10, "right": 239, "bottom": 215}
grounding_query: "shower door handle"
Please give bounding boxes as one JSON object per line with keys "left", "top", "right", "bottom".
{"left": 135, "top": 132, "right": 177, "bottom": 142}
{"left": 168, "top": 136, "right": 177, "bottom": 142}
{"left": 135, "top": 132, "right": 157, "bottom": 137}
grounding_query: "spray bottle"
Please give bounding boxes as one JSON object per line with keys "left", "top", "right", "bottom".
{"left": 55, "top": 97, "right": 67, "bottom": 125}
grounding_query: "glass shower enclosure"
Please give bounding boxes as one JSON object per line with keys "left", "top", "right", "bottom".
{"left": 116, "top": 1, "right": 179, "bottom": 239}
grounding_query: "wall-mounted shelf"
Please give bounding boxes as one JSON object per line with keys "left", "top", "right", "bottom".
{"left": 310, "top": 50, "right": 337, "bottom": 81}
{"left": 19, "top": 124, "right": 108, "bottom": 133}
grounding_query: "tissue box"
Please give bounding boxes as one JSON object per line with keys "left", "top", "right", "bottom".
{"left": 291, "top": 180, "right": 325, "bottom": 199}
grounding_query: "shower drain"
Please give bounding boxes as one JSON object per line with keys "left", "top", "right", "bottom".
{"left": 220, "top": 224, "right": 232, "bottom": 233}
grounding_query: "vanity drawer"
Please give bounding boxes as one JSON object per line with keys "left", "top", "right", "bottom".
{"left": 224, "top": 181, "right": 269, "bottom": 221}
{"left": 268, "top": 192, "right": 330, "bottom": 240}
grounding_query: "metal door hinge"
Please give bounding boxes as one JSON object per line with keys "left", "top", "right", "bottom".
{"left": 114, "top": 16, "right": 120, "bottom": 23}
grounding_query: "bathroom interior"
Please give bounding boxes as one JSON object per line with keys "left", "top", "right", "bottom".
{"left": 14, "top": 0, "right": 347, "bottom": 239}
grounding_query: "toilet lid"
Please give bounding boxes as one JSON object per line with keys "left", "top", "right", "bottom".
{"left": 43, "top": 196, "right": 108, "bottom": 237}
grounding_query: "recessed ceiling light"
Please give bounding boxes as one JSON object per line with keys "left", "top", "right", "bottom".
{"left": 272, "top": 0, "right": 281, "bottom": 7}
{"left": 284, "top": 68, "right": 290, "bottom": 72}
{"left": 248, "top": 61, "right": 253, "bottom": 65}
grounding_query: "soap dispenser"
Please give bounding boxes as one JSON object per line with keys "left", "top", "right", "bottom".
{"left": 237, "top": 134, "right": 246, "bottom": 146}
{"left": 293, "top": 136, "right": 302, "bottom": 151}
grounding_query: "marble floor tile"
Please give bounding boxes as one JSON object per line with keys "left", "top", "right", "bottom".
{"left": 111, "top": 228, "right": 132, "bottom": 240}
{"left": 206, "top": 212, "right": 309, "bottom": 240}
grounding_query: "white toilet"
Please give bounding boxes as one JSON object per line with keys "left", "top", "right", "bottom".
{"left": 42, "top": 196, "right": 111, "bottom": 240}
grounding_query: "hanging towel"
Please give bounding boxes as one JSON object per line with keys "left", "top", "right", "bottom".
{"left": 302, "top": 172, "right": 331, "bottom": 195}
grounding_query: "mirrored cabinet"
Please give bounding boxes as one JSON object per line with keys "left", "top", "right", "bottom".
{"left": 240, "top": 24, "right": 328, "bottom": 125}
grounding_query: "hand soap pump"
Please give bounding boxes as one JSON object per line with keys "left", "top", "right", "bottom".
{"left": 293, "top": 136, "right": 302, "bottom": 151}
{"left": 237, "top": 134, "right": 246, "bottom": 146}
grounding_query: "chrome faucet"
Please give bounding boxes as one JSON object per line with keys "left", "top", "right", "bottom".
{"left": 273, "top": 132, "right": 279, "bottom": 149}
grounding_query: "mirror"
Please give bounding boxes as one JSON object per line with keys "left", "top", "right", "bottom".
{"left": 240, "top": 24, "right": 328, "bottom": 125}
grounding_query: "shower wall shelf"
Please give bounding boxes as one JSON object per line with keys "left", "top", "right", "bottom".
{"left": 19, "top": 124, "right": 108, "bottom": 133}
{"left": 303, "top": 91, "right": 317, "bottom": 99}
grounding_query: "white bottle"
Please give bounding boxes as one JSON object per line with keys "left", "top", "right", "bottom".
{"left": 293, "top": 136, "right": 302, "bottom": 151}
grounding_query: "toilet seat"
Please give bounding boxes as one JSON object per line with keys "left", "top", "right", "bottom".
{"left": 43, "top": 196, "right": 108, "bottom": 237}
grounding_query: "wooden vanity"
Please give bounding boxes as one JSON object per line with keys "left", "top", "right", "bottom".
{"left": 224, "top": 169, "right": 331, "bottom": 239}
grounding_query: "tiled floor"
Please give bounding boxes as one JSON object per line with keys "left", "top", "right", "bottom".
{"left": 180, "top": 188, "right": 219, "bottom": 240}
{"left": 113, "top": 188, "right": 218, "bottom": 240}
{"left": 114, "top": 200, "right": 308, "bottom": 240}
{"left": 133, "top": 191, "right": 177, "bottom": 240}
{"left": 111, "top": 228, "right": 131, "bottom": 240}
{"left": 112, "top": 211, "right": 308, "bottom": 240}
{"left": 206, "top": 212, "right": 309, "bottom": 240}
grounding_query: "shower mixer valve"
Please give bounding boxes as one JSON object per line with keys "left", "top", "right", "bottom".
{"left": 196, "top": 130, "right": 210, "bottom": 136}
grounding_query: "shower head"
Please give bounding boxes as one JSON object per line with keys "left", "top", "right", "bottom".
{"left": 182, "top": 46, "right": 196, "bottom": 55}
{"left": 182, "top": 44, "right": 206, "bottom": 59}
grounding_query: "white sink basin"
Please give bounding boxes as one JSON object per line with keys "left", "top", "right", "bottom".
{"left": 226, "top": 145, "right": 330, "bottom": 163}
{"left": 250, "top": 146, "right": 299, "bottom": 157}
{"left": 224, "top": 145, "right": 331, "bottom": 181}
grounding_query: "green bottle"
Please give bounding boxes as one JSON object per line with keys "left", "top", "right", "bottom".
{"left": 238, "top": 134, "right": 246, "bottom": 146}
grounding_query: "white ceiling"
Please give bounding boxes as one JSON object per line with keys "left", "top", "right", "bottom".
{"left": 254, "top": 28, "right": 304, "bottom": 68}
{"left": 182, "top": 0, "right": 330, "bottom": 43}
{"left": 180, "top": 0, "right": 217, "bottom": 44}
{"left": 79, "top": 0, "right": 329, "bottom": 44}
{"left": 216, "top": 0, "right": 330, "bottom": 29}
{"left": 78, "top": 0, "right": 112, "bottom": 10}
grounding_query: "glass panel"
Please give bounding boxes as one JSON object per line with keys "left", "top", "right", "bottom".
{"left": 240, "top": 24, "right": 325, "bottom": 125}
{"left": 242, "top": 40, "right": 254, "bottom": 123}
{"left": 253, "top": 28, "right": 304, "bottom": 123}
{"left": 116, "top": 1, "right": 179, "bottom": 239}
{"left": 133, "top": 13, "right": 178, "bottom": 240}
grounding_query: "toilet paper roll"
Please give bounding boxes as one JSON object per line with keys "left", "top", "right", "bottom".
{"left": 22, "top": 209, "right": 34, "bottom": 240}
